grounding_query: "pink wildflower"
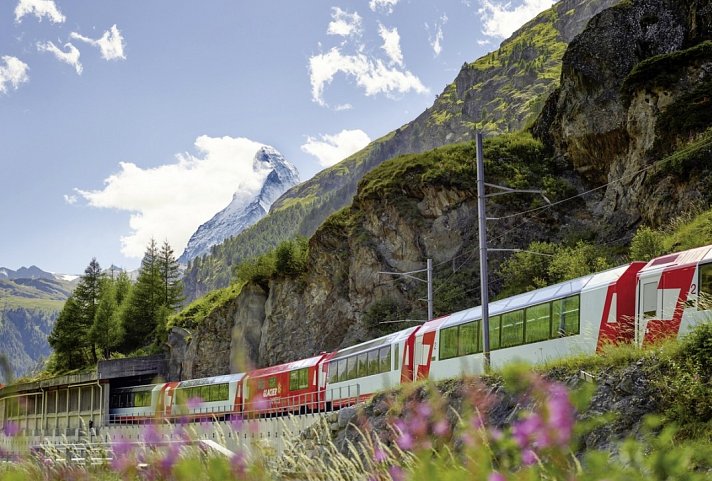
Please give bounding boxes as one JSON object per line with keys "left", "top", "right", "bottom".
{"left": 489, "top": 472, "right": 506, "bottom": 481}
{"left": 388, "top": 466, "right": 405, "bottom": 481}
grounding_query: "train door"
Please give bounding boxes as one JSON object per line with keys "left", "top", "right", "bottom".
{"left": 637, "top": 273, "right": 662, "bottom": 346}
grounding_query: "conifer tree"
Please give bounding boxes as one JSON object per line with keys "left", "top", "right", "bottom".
{"left": 159, "top": 240, "right": 184, "bottom": 309}
{"left": 48, "top": 296, "right": 85, "bottom": 370}
{"left": 71, "top": 258, "right": 105, "bottom": 364}
{"left": 121, "top": 239, "right": 163, "bottom": 350}
{"left": 89, "top": 278, "right": 123, "bottom": 359}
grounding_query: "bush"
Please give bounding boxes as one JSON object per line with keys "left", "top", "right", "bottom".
{"left": 630, "top": 226, "right": 666, "bottom": 262}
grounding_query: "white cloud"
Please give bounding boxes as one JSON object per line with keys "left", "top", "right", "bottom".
{"left": 71, "top": 25, "right": 126, "bottom": 60}
{"left": 74, "top": 136, "right": 272, "bottom": 258}
{"left": 378, "top": 24, "right": 403, "bottom": 67}
{"left": 369, "top": 0, "right": 400, "bottom": 14}
{"left": 309, "top": 47, "right": 428, "bottom": 107}
{"left": 14, "top": 0, "right": 65, "bottom": 23}
{"left": 479, "top": 0, "right": 555, "bottom": 39}
{"left": 427, "top": 14, "right": 448, "bottom": 57}
{"left": 37, "top": 41, "right": 82, "bottom": 74}
{"left": 301, "top": 129, "right": 371, "bottom": 168}
{"left": 63, "top": 194, "right": 78, "bottom": 205}
{"left": 0, "top": 56, "right": 30, "bottom": 93}
{"left": 327, "top": 7, "right": 362, "bottom": 38}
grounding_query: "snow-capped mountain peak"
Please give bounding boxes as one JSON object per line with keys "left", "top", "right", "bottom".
{"left": 178, "top": 145, "right": 300, "bottom": 264}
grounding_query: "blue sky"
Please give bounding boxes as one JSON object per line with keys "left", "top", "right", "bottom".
{"left": 0, "top": 0, "right": 555, "bottom": 274}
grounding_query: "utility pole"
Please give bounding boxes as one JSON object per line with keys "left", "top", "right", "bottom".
{"left": 475, "top": 132, "right": 551, "bottom": 372}
{"left": 378, "top": 259, "right": 434, "bottom": 321}
{"left": 476, "top": 133, "right": 492, "bottom": 371}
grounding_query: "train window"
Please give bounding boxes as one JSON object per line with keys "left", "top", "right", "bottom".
{"left": 346, "top": 357, "right": 358, "bottom": 381}
{"left": 552, "top": 296, "right": 580, "bottom": 336}
{"left": 217, "top": 384, "right": 229, "bottom": 401}
{"left": 357, "top": 353, "right": 368, "bottom": 378}
{"left": 641, "top": 282, "right": 658, "bottom": 319}
{"left": 379, "top": 346, "right": 391, "bottom": 373}
{"left": 487, "top": 316, "right": 501, "bottom": 350}
{"left": 328, "top": 361, "right": 339, "bottom": 383}
{"left": 337, "top": 359, "right": 348, "bottom": 383}
{"left": 289, "top": 368, "right": 309, "bottom": 390}
{"left": 268, "top": 377, "right": 277, "bottom": 389}
{"left": 459, "top": 321, "right": 479, "bottom": 356}
{"left": 394, "top": 343, "right": 399, "bottom": 370}
{"left": 526, "top": 303, "right": 551, "bottom": 343}
{"left": 439, "top": 326, "right": 459, "bottom": 360}
{"left": 501, "top": 310, "right": 524, "bottom": 348}
{"left": 699, "top": 264, "right": 712, "bottom": 310}
{"left": 367, "top": 350, "right": 379, "bottom": 375}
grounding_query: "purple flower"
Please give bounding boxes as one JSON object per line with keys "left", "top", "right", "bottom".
{"left": 230, "top": 414, "right": 243, "bottom": 431}
{"left": 433, "top": 420, "right": 450, "bottom": 437}
{"left": 388, "top": 466, "right": 405, "bottom": 481}
{"left": 110, "top": 439, "right": 134, "bottom": 472}
{"left": 546, "top": 383, "right": 575, "bottom": 446}
{"left": 396, "top": 431, "right": 414, "bottom": 451}
{"left": 512, "top": 414, "right": 543, "bottom": 448}
{"left": 159, "top": 443, "right": 181, "bottom": 473}
{"left": 373, "top": 446, "right": 388, "bottom": 463}
{"left": 231, "top": 451, "right": 247, "bottom": 478}
{"left": 522, "top": 448, "right": 537, "bottom": 466}
{"left": 489, "top": 472, "right": 506, "bottom": 481}
{"left": 416, "top": 403, "right": 432, "bottom": 419}
{"left": 186, "top": 396, "right": 203, "bottom": 410}
{"left": 141, "top": 424, "right": 161, "bottom": 446}
{"left": 3, "top": 421, "right": 19, "bottom": 437}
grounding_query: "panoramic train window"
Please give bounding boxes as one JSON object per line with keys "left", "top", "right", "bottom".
{"left": 346, "top": 357, "right": 357, "bottom": 381}
{"left": 379, "top": 346, "right": 391, "bottom": 372}
{"left": 134, "top": 391, "right": 152, "bottom": 408}
{"left": 459, "top": 321, "right": 479, "bottom": 356}
{"left": 337, "top": 359, "right": 347, "bottom": 383}
{"left": 289, "top": 368, "right": 309, "bottom": 391}
{"left": 501, "top": 310, "right": 524, "bottom": 347}
{"left": 394, "top": 343, "right": 399, "bottom": 370}
{"left": 328, "top": 362, "right": 338, "bottom": 383}
{"left": 439, "top": 325, "right": 459, "bottom": 360}
{"left": 699, "top": 264, "right": 712, "bottom": 310}
{"left": 368, "top": 350, "right": 379, "bottom": 375}
{"left": 526, "top": 303, "right": 551, "bottom": 343}
{"left": 488, "top": 315, "right": 501, "bottom": 350}
{"left": 551, "top": 295, "right": 580, "bottom": 336}
{"left": 358, "top": 353, "right": 369, "bottom": 377}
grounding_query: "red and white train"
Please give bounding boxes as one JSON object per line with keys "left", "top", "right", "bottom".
{"left": 108, "top": 245, "right": 712, "bottom": 422}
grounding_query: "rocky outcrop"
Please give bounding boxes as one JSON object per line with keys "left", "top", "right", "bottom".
{"left": 534, "top": 0, "right": 712, "bottom": 232}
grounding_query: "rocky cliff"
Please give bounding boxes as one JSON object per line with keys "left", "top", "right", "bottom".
{"left": 181, "top": 0, "right": 618, "bottom": 302}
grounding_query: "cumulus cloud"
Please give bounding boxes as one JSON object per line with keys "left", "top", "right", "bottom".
{"left": 327, "top": 7, "right": 362, "bottom": 38}
{"left": 74, "top": 136, "right": 272, "bottom": 258}
{"left": 0, "top": 56, "right": 30, "bottom": 93}
{"left": 309, "top": 48, "right": 428, "bottom": 107}
{"left": 71, "top": 25, "right": 126, "bottom": 60}
{"left": 378, "top": 24, "right": 403, "bottom": 66}
{"left": 301, "top": 129, "right": 371, "bottom": 168}
{"left": 479, "top": 0, "right": 554, "bottom": 39}
{"left": 37, "top": 41, "right": 82, "bottom": 74}
{"left": 14, "top": 0, "right": 65, "bottom": 23}
{"left": 427, "top": 14, "right": 448, "bottom": 57}
{"left": 369, "top": 0, "right": 400, "bottom": 14}
{"left": 63, "top": 194, "right": 77, "bottom": 205}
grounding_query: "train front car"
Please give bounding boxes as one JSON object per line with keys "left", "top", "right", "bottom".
{"left": 415, "top": 262, "right": 645, "bottom": 380}
{"left": 243, "top": 354, "right": 331, "bottom": 417}
{"left": 325, "top": 326, "right": 420, "bottom": 408}
{"left": 636, "top": 245, "right": 712, "bottom": 346}
{"left": 109, "top": 383, "right": 168, "bottom": 423}
{"left": 172, "top": 373, "right": 245, "bottom": 421}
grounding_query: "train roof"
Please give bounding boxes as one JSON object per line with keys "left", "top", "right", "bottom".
{"left": 639, "top": 245, "right": 712, "bottom": 275}
{"left": 177, "top": 373, "right": 245, "bottom": 388}
{"left": 419, "top": 263, "right": 636, "bottom": 334}
{"left": 247, "top": 354, "right": 326, "bottom": 379}
{"left": 329, "top": 326, "right": 419, "bottom": 361}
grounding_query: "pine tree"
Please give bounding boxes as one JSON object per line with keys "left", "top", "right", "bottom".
{"left": 72, "top": 258, "right": 105, "bottom": 364}
{"left": 159, "top": 240, "right": 184, "bottom": 310}
{"left": 48, "top": 296, "right": 86, "bottom": 370}
{"left": 121, "top": 239, "right": 163, "bottom": 351}
{"left": 89, "top": 278, "right": 123, "bottom": 359}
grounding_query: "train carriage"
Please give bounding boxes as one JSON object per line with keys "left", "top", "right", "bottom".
{"left": 173, "top": 373, "right": 245, "bottom": 419}
{"left": 243, "top": 353, "right": 333, "bottom": 416}
{"left": 109, "top": 383, "right": 174, "bottom": 423}
{"left": 636, "top": 245, "right": 712, "bottom": 345}
{"left": 325, "top": 327, "right": 420, "bottom": 408}
{"left": 415, "top": 262, "right": 645, "bottom": 380}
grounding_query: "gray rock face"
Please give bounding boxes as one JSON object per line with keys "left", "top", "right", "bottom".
{"left": 178, "top": 146, "right": 299, "bottom": 265}
{"left": 535, "top": 0, "right": 712, "bottom": 232}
